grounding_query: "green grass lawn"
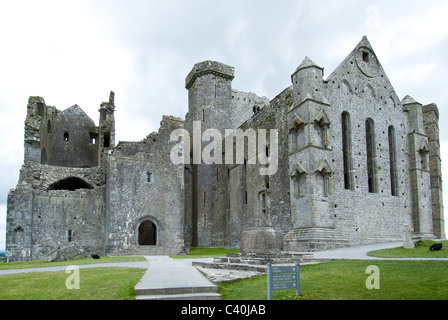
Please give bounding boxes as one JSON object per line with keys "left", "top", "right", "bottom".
{"left": 218, "top": 260, "right": 448, "bottom": 300}
{"left": 367, "top": 240, "right": 448, "bottom": 258}
{"left": 170, "top": 247, "right": 240, "bottom": 259}
{"left": 2, "top": 247, "right": 448, "bottom": 300}
{"left": 0, "top": 255, "right": 146, "bottom": 270}
{"left": 0, "top": 267, "right": 145, "bottom": 300}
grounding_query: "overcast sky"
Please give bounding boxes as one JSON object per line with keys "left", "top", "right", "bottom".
{"left": 1, "top": 0, "right": 447, "bottom": 250}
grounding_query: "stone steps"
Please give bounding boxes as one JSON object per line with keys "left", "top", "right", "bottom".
{"left": 135, "top": 285, "right": 221, "bottom": 300}
{"left": 285, "top": 228, "right": 350, "bottom": 252}
{"left": 136, "top": 292, "right": 222, "bottom": 300}
{"left": 133, "top": 256, "right": 221, "bottom": 300}
{"left": 192, "top": 252, "right": 331, "bottom": 274}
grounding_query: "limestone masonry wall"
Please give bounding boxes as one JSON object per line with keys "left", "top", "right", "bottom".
{"left": 5, "top": 36, "right": 444, "bottom": 262}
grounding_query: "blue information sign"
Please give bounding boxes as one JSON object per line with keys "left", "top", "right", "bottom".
{"left": 267, "top": 263, "right": 300, "bottom": 300}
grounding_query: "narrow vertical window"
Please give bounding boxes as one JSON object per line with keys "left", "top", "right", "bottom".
{"left": 260, "top": 192, "right": 266, "bottom": 217}
{"left": 147, "top": 172, "right": 153, "bottom": 183}
{"left": 103, "top": 132, "right": 111, "bottom": 148}
{"left": 67, "top": 230, "right": 73, "bottom": 242}
{"left": 323, "top": 174, "right": 330, "bottom": 197}
{"left": 293, "top": 178, "right": 300, "bottom": 197}
{"left": 14, "top": 227, "right": 24, "bottom": 244}
{"left": 64, "top": 132, "right": 69, "bottom": 142}
{"left": 242, "top": 158, "right": 247, "bottom": 205}
{"left": 292, "top": 171, "right": 306, "bottom": 197}
{"left": 388, "top": 126, "right": 398, "bottom": 196}
{"left": 366, "top": 118, "right": 378, "bottom": 193}
{"left": 291, "top": 130, "right": 298, "bottom": 152}
{"left": 341, "top": 112, "right": 354, "bottom": 190}
{"left": 419, "top": 148, "right": 429, "bottom": 171}
{"left": 90, "top": 132, "right": 98, "bottom": 144}
{"left": 322, "top": 124, "right": 329, "bottom": 148}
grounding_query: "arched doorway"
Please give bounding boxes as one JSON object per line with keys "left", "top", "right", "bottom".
{"left": 138, "top": 220, "right": 157, "bottom": 246}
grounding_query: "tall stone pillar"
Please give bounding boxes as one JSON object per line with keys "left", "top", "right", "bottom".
{"left": 403, "top": 96, "right": 435, "bottom": 239}
{"left": 422, "top": 103, "right": 445, "bottom": 239}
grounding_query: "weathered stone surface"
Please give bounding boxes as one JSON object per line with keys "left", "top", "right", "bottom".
{"left": 240, "top": 227, "right": 284, "bottom": 255}
{"left": 46, "top": 242, "right": 86, "bottom": 262}
{"left": 5, "top": 36, "right": 444, "bottom": 262}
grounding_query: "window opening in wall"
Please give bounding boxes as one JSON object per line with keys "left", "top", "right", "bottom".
{"left": 64, "top": 132, "right": 69, "bottom": 142}
{"left": 203, "top": 191, "right": 206, "bottom": 207}
{"left": 342, "top": 112, "right": 354, "bottom": 190}
{"left": 313, "top": 122, "right": 324, "bottom": 147}
{"left": 366, "top": 118, "right": 378, "bottom": 193}
{"left": 362, "top": 51, "right": 370, "bottom": 63}
{"left": 323, "top": 174, "right": 330, "bottom": 197}
{"left": 293, "top": 178, "right": 300, "bottom": 198}
{"left": 67, "top": 230, "right": 73, "bottom": 242}
{"left": 103, "top": 132, "right": 111, "bottom": 148}
{"left": 292, "top": 171, "right": 306, "bottom": 197}
{"left": 202, "top": 110, "right": 205, "bottom": 122}
{"left": 41, "top": 148, "right": 48, "bottom": 165}
{"left": 242, "top": 158, "right": 247, "bottom": 205}
{"left": 48, "top": 177, "right": 93, "bottom": 191}
{"left": 147, "top": 172, "right": 153, "bottom": 183}
{"left": 419, "top": 148, "right": 429, "bottom": 171}
{"left": 14, "top": 227, "right": 24, "bottom": 244}
{"left": 37, "top": 102, "right": 44, "bottom": 117}
{"left": 260, "top": 192, "right": 266, "bottom": 222}
{"left": 388, "top": 126, "right": 399, "bottom": 196}
{"left": 90, "top": 132, "right": 98, "bottom": 144}
{"left": 291, "top": 130, "right": 298, "bottom": 152}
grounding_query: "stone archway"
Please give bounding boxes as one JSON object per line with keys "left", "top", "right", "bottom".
{"left": 138, "top": 220, "right": 157, "bottom": 246}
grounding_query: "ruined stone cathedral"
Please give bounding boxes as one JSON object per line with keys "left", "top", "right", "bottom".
{"left": 5, "top": 36, "right": 445, "bottom": 262}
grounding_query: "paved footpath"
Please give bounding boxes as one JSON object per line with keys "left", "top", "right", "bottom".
{"left": 134, "top": 256, "right": 220, "bottom": 300}
{"left": 313, "top": 241, "right": 448, "bottom": 261}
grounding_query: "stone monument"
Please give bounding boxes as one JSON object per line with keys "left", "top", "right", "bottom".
{"left": 404, "top": 224, "right": 415, "bottom": 249}
{"left": 240, "top": 191, "right": 284, "bottom": 254}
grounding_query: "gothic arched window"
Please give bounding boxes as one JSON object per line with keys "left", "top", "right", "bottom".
{"left": 365, "top": 118, "right": 378, "bottom": 193}
{"left": 388, "top": 126, "right": 398, "bottom": 196}
{"left": 341, "top": 112, "right": 354, "bottom": 190}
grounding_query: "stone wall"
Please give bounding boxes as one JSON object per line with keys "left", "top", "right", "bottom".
{"left": 5, "top": 163, "right": 106, "bottom": 262}
{"left": 227, "top": 87, "right": 292, "bottom": 248}
{"left": 321, "top": 38, "right": 415, "bottom": 244}
{"left": 105, "top": 116, "right": 186, "bottom": 255}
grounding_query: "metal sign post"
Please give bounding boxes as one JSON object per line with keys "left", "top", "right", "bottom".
{"left": 267, "top": 263, "right": 300, "bottom": 300}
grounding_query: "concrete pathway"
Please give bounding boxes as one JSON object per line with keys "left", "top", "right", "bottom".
{"left": 134, "top": 256, "right": 220, "bottom": 300}
{"left": 313, "top": 241, "right": 448, "bottom": 261}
